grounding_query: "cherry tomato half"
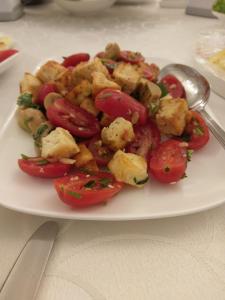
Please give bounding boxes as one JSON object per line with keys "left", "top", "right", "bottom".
{"left": 88, "top": 135, "right": 114, "bottom": 166}
{"left": 126, "top": 120, "right": 160, "bottom": 159}
{"left": 160, "top": 74, "right": 185, "bottom": 98}
{"left": 119, "top": 51, "right": 145, "bottom": 65}
{"left": 0, "top": 49, "right": 18, "bottom": 63}
{"left": 47, "top": 98, "right": 100, "bottom": 138}
{"left": 18, "top": 157, "right": 71, "bottom": 178}
{"left": 149, "top": 139, "right": 187, "bottom": 184}
{"left": 95, "top": 89, "right": 148, "bottom": 125}
{"left": 37, "top": 83, "right": 57, "bottom": 105}
{"left": 54, "top": 172, "right": 123, "bottom": 208}
{"left": 184, "top": 111, "right": 209, "bottom": 150}
{"left": 62, "top": 53, "right": 90, "bottom": 68}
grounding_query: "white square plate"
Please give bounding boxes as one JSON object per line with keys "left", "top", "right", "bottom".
{"left": 0, "top": 57, "right": 225, "bottom": 220}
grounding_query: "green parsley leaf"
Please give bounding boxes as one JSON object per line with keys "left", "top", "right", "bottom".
{"left": 36, "top": 159, "right": 49, "bottom": 166}
{"left": 181, "top": 132, "right": 190, "bottom": 142}
{"left": 99, "top": 178, "right": 111, "bottom": 188}
{"left": 67, "top": 191, "right": 82, "bottom": 199}
{"left": 193, "top": 126, "right": 204, "bottom": 136}
{"left": 84, "top": 180, "right": 96, "bottom": 189}
{"left": 213, "top": 0, "right": 225, "bottom": 13}
{"left": 33, "top": 123, "right": 50, "bottom": 147}
{"left": 157, "top": 82, "right": 168, "bottom": 98}
{"left": 187, "top": 149, "right": 194, "bottom": 162}
{"left": 133, "top": 177, "right": 149, "bottom": 185}
{"left": 17, "top": 93, "right": 40, "bottom": 109}
{"left": 149, "top": 102, "right": 159, "bottom": 115}
{"left": 181, "top": 173, "right": 188, "bottom": 179}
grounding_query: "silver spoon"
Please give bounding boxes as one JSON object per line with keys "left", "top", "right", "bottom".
{"left": 159, "top": 63, "right": 225, "bottom": 149}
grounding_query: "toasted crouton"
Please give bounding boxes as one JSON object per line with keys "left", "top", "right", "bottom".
{"left": 65, "top": 80, "right": 92, "bottom": 105}
{"left": 36, "top": 60, "right": 66, "bottom": 83}
{"left": 113, "top": 63, "right": 141, "bottom": 94}
{"left": 156, "top": 98, "right": 188, "bottom": 136}
{"left": 92, "top": 71, "right": 121, "bottom": 95}
{"left": 20, "top": 73, "right": 42, "bottom": 102}
{"left": 104, "top": 43, "right": 121, "bottom": 60}
{"left": 101, "top": 117, "right": 135, "bottom": 151}
{"left": 137, "top": 62, "right": 160, "bottom": 82}
{"left": 54, "top": 69, "right": 73, "bottom": 96}
{"left": 80, "top": 98, "right": 99, "bottom": 116}
{"left": 74, "top": 144, "right": 94, "bottom": 168}
{"left": 41, "top": 127, "right": 80, "bottom": 159}
{"left": 108, "top": 150, "right": 148, "bottom": 187}
{"left": 72, "top": 57, "right": 109, "bottom": 84}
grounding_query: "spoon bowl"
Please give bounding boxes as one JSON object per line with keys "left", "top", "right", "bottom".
{"left": 159, "top": 63, "right": 225, "bottom": 149}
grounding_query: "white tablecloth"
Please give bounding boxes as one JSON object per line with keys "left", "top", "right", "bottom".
{"left": 1, "top": 2, "right": 225, "bottom": 299}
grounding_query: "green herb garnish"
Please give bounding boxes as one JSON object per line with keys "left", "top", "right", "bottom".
{"left": 17, "top": 93, "right": 40, "bottom": 109}
{"left": 133, "top": 177, "right": 149, "bottom": 185}
{"left": 181, "top": 132, "right": 190, "bottom": 142}
{"left": 23, "top": 116, "right": 33, "bottom": 132}
{"left": 33, "top": 123, "right": 50, "bottom": 147}
{"left": 99, "top": 178, "right": 111, "bottom": 188}
{"left": 67, "top": 191, "right": 82, "bottom": 199}
{"left": 181, "top": 173, "right": 188, "bottom": 179}
{"left": 193, "top": 126, "right": 204, "bottom": 136}
{"left": 157, "top": 82, "right": 168, "bottom": 98}
{"left": 36, "top": 159, "right": 49, "bottom": 166}
{"left": 149, "top": 102, "right": 159, "bottom": 115}
{"left": 84, "top": 180, "right": 96, "bottom": 189}
{"left": 213, "top": 0, "right": 225, "bottom": 13}
{"left": 187, "top": 149, "right": 193, "bottom": 162}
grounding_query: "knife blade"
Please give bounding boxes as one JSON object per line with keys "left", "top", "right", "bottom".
{"left": 0, "top": 221, "right": 59, "bottom": 300}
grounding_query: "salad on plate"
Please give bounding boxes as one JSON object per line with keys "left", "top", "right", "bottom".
{"left": 16, "top": 43, "right": 210, "bottom": 208}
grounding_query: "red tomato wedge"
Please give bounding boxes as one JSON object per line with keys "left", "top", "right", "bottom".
{"left": 37, "top": 83, "right": 57, "bottom": 105}
{"left": 126, "top": 120, "right": 160, "bottom": 159}
{"left": 54, "top": 172, "right": 123, "bottom": 208}
{"left": 119, "top": 51, "right": 144, "bottom": 64}
{"left": 88, "top": 135, "right": 114, "bottom": 166}
{"left": 0, "top": 49, "right": 18, "bottom": 63}
{"left": 62, "top": 53, "right": 90, "bottom": 68}
{"left": 95, "top": 89, "right": 147, "bottom": 125}
{"left": 18, "top": 157, "right": 71, "bottom": 178}
{"left": 184, "top": 111, "right": 209, "bottom": 150}
{"left": 47, "top": 98, "right": 100, "bottom": 138}
{"left": 160, "top": 74, "right": 185, "bottom": 98}
{"left": 149, "top": 140, "right": 187, "bottom": 184}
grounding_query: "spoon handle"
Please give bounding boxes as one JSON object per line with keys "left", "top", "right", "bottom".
{"left": 201, "top": 110, "right": 225, "bottom": 149}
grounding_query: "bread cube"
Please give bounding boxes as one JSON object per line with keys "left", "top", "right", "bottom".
{"left": 74, "top": 144, "right": 94, "bottom": 168}
{"left": 36, "top": 60, "right": 66, "bottom": 83}
{"left": 72, "top": 57, "right": 109, "bottom": 84}
{"left": 113, "top": 63, "right": 141, "bottom": 94}
{"left": 55, "top": 69, "right": 73, "bottom": 96}
{"left": 65, "top": 80, "right": 92, "bottom": 105}
{"left": 41, "top": 127, "right": 80, "bottom": 159}
{"left": 20, "top": 73, "right": 42, "bottom": 102}
{"left": 80, "top": 97, "right": 99, "bottom": 116}
{"left": 108, "top": 150, "right": 148, "bottom": 187}
{"left": 101, "top": 117, "right": 135, "bottom": 151}
{"left": 156, "top": 98, "right": 188, "bottom": 136}
{"left": 104, "top": 43, "right": 121, "bottom": 60}
{"left": 92, "top": 71, "right": 121, "bottom": 95}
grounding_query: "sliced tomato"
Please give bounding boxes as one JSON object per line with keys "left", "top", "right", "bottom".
{"left": 95, "top": 89, "right": 147, "bottom": 125}
{"left": 18, "top": 157, "right": 71, "bottom": 178}
{"left": 0, "top": 49, "right": 18, "bottom": 63}
{"left": 62, "top": 53, "right": 90, "bottom": 68}
{"left": 37, "top": 83, "right": 57, "bottom": 105}
{"left": 160, "top": 74, "right": 185, "bottom": 98}
{"left": 126, "top": 120, "right": 160, "bottom": 159}
{"left": 119, "top": 51, "right": 144, "bottom": 64}
{"left": 47, "top": 98, "right": 100, "bottom": 138}
{"left": 88, "top": 135, "right": 113, "bottom": 166}
{"left": 183, "top": 111, "right": 209, "bottom": 150}
{"left": 140, "top": 63, "right": 160, "bottom": 82}
{"left": 54, "top": 172, "right": 123, "bottom": 208}
{"left": 149, "top": 139, "right": 187, "bottom": 184}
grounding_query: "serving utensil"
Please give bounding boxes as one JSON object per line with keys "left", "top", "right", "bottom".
{"left": 159, "top": 63, "right": 225, "bottom": 149}
{"left": 0, "top": 221, "right": 58, "bottom": 300}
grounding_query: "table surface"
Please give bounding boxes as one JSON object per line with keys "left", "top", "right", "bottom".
{"left": 1, "top": 2, "right": 225, "bottom": 299}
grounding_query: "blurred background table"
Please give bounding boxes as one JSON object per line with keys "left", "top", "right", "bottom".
{"left": 1, "top": 2, "right": 225, "bottom": 299}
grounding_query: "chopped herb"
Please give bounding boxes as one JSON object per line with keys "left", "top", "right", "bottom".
{"left": 164, "top": 166, "right": 170, "bottom": 173}
{"left": 21, "top": 154, "right": 30, "bottom": 160}
{"left": 36, "top": 159, "right": 49, "bottom": 166}
{"left": 99, "top": 178, "right": 111, "bottom": 188}
{"left": 67, "top": 191, "right": 82, "bottom": 199}
{"left": 33, "top": 123, "right": 50, "bottom": 147}
{"left": 181, "top": 132, "right": 190, "bottom": 142}
{"left": 187, "top": 149, "right": 193, "bottom": 162}
{"left": 157, "top": 82, "right": 168, "bottom": 97}
{"left": 17, "top": 93, "right": 40, "bottom": 109}
{"left": 181, "top": 173, "right": 188, "bottom": 179}
{"left": 149, "top": 102, "right": 159, "bottom": 115}
{"left": 193, "top": 126, "right": 204, "bottom": 136}
{"left": 84, "top": 180, "right": 96, "bottom": 188}
{"left": 213, "top": 0, "right": 225, "bottom": 13}
{"left": 133, "top": 177, "right": 149, "bottom": 185}
{"left": 60, "top": 185, "right": 64, "bottom": 192}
